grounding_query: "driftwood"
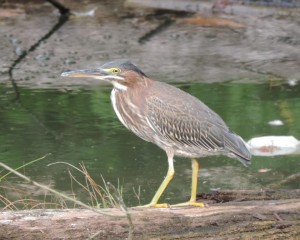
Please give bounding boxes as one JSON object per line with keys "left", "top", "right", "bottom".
{"left": 1, "top": 189, "right": 300, "bottom": 239}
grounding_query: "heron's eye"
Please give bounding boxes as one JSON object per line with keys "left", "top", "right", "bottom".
{"left": 111, "top": 68, "right": 120, "bottom": 74}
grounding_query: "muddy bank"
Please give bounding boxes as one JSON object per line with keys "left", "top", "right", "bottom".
{"left": 0, "top": 0, "right": 299, "bottom": 89}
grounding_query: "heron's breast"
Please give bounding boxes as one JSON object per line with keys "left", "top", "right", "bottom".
{"left": 110, "top": 88, "right": 152, "bottom": 141}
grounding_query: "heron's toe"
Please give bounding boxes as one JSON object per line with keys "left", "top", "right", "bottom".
{"left": 138, "top": 203, "right": 170, "bottom": 208}
{"left": 171, "top": 201, "right": 205, "bottom": 208}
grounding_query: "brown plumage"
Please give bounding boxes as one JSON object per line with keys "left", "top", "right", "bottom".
{"left": 62, "top": 59, "right": 251, "bottom": 207}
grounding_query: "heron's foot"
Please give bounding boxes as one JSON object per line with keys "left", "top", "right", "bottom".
{"left": 138, "top": 202, "right": 170, "bottom": 208}
{"left": 171, "top": 201, "right": 205, "bottom": 208}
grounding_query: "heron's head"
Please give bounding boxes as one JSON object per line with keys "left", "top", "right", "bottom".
{"left": 61, "top": 60, "right": 147, "bottom": 91}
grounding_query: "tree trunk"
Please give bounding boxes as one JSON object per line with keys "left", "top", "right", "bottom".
{"left": 1, "top": 189, "right": 300, "bottom": 239}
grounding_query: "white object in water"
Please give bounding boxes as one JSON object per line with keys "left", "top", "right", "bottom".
{"left": 247, "top": 136, "right": 300, "bottom": 156}
{"left": 268, "top": 120, "right": 284, "bottom": 126}
{"left": 287, "top": 79, "right": 298, "bottom": 87}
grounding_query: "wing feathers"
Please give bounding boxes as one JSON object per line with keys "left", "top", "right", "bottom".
{"left": 146, "top": 95, "right": 250, "bottom": 161}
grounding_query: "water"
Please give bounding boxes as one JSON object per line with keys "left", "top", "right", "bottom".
{"left": 0, "top": 81, "right": 300, "bottom": 207}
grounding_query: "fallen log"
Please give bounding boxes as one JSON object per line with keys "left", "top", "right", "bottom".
{"left": 1, "top": 189, "right": 300, "bottom": 239}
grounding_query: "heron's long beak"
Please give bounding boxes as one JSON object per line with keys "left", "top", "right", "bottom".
{"left": 61, "top": 68, "right": 125, "bottom": 82}
{"left": 61, "top": 68, "right": 109, "bottom": 79}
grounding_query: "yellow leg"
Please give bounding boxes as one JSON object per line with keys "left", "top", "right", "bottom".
{"left": 140, "top": 150, "right": 175, "bottom": 208}
{"left": 172, "top": 159, "right": 204, "bottom": 207}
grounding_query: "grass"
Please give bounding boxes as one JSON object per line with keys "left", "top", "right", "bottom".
{"left": 49, "top": 161, "right": 124, "bottom": 209}
{"left": 0, "top": 158, "right": 127, "bottom": 210}
{"left": 0, "top": 153, "right": 60, "bottom": 210}
{"left": 0, "top": 153, "right": 52, "bottom": 182}
{"left": 0, "top": 156, "right": 134, "bottom": 239}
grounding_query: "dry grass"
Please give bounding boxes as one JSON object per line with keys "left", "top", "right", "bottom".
{"left": 51, "top": 161, "right": 124, "bottom": 208}
{"left": 0, "top": 160, "right": 134, "bottom": 239}
{"left": 0, "top": 158, "right": 125, "bottom": 210}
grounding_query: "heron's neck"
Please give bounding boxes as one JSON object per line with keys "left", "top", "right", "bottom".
{"left": 112, "top": 81, "right": 128, "bottom": 91}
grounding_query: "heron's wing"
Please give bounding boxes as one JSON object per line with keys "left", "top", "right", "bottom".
{"left": 146, "top": 96, "right": 224, "bottom": 151}
{"left": 146, "top": 95, "right": 251, "bottom": 161}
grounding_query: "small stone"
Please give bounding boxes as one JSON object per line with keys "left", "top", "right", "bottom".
{"left": 15, "top": 47, "right": 24, "bottom": 56}
{"left": 64, "top": 58, "right": 76, "bottom": 65}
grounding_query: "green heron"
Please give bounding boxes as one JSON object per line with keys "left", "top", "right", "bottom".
{"left": 61, "top": 60, "right": 251, "bottom": 208}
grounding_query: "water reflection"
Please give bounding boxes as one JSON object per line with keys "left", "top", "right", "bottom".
{"left": 0, "top": 81, "right": 300, "bottom": 207}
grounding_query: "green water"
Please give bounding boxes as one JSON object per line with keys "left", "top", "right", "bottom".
{"left": 0, "top": 81, "right": 300, "bottom": 207}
